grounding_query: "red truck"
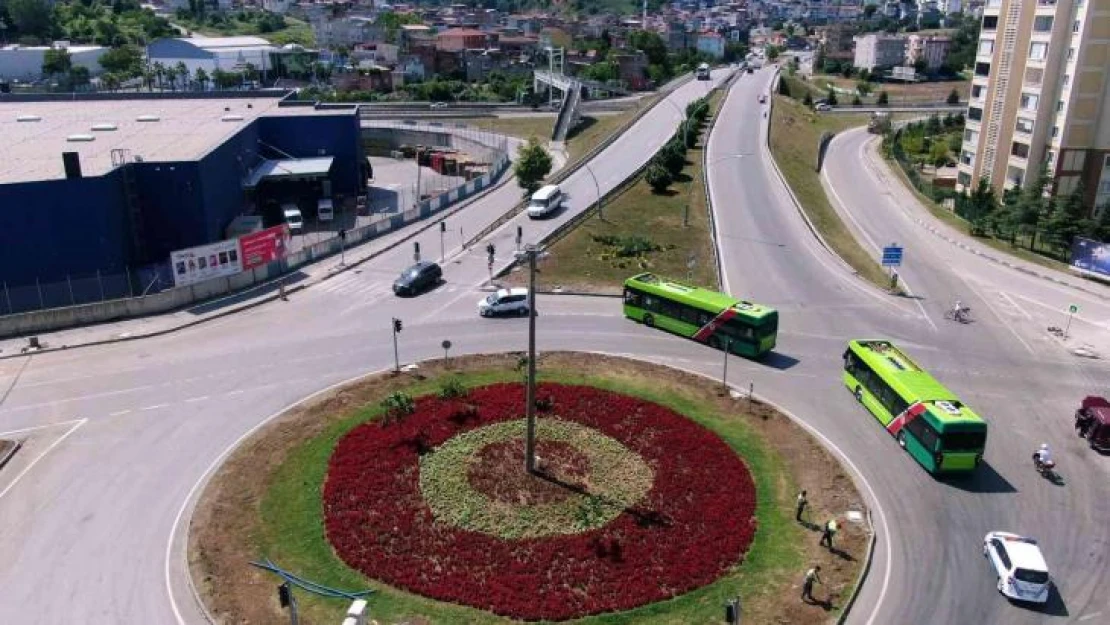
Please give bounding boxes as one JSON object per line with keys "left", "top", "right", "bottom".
{"left": 1075, "top": 396, "right": 1110, "bottom": 452}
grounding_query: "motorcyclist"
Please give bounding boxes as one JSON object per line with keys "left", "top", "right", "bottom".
{"left": 1033, "top": 443, "right": 1054, "bottom": 468}
{"left": 953, "top": 299, "right": 964, "bottom": 321}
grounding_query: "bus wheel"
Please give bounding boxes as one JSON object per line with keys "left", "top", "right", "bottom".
{"left": 853, "top": 386, "right": 862, "bottom": 402}
{"left": 643, "top": 314, "right": 655, "bottom": 328}
{"left": 897, "top": 431, "right": 907, "bottom": 448}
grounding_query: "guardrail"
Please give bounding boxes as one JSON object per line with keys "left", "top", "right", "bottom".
{"left": 462, "top": 74, "right": 696, "bottom": 250}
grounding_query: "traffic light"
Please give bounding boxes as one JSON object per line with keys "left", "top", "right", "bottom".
{"left": 393, "top": 318, "right": 402, "bottom": 333}
{"left": 440, "top": 221, "right": 446, "bottom": 233}
{"left": 338, "top": 228, "right": 347, "bottom": 240}
{"left": 278, "top": 583, "right": 291, "bottom": 608}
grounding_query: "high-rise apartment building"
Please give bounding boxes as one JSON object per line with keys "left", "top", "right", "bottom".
{"left": 957, "top": 0, "right": 1110, "bottom": 213}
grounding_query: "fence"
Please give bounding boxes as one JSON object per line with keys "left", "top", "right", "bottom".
{"left": 0, "top": 122, "right": 512, "bottom": 338}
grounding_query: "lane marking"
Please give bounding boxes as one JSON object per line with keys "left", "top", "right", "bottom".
{"left": 165, "top": 369, "right": 384, "bottom": 625}
{"left": 109, "top": 409, "right": 132, "bottom": 417}
{"left": 0, "top": 417, "right": 85, "bottom": 438}
{"left": 999, "top": 291, "right": 1032, "bottom": 321}
{"left": 0, "top": 383, "right": 156, "bottom": 416}
{"left": 958, "top": 276, "right": 1035, "bottom": 355}
{"left": 1078, "top": 611, "right": 1103, "bottom": 621}
{"left": 184, "top": 396, "right": 208, "bottom": 403}
{"left": 141, "top": 404, "right": 169, "bottom": 411}
{"left": 0, "top": 418, "right": 87, "bottom": 503}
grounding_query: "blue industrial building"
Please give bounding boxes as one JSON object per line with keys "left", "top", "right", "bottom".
{"left": 0, "top": 95, "right": 366, "bottom": 312}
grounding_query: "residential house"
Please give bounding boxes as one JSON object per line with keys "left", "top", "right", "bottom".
{"left": 614, "top": 51, "right": 649, "bottom": 90}
{"left": 905, "top": 34, "right": 950, "bottom": 71}
{"left": 0, "top": 43, "right": 107, "bottom": 82}
{"left": 436, "top": 28, "right": 496, "bottom": 52}
{"left": 853, "top": 34, "right": 907, "bottom": 71}
{"left": 817, "top": 24, "right": 856, "bottom": 63}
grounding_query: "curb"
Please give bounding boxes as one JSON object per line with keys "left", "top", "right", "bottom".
{"left": 838, "top": 507, "right": 877, "bottom": 625}
{"left": 701, "top": 71, "right": 740, "bottom": 290}
{"left": 765, "top": 72, "right": 860, "bottom": 279}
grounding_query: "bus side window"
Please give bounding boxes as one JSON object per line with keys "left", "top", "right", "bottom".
{"left": 624, "top": 289, "right": 642, "bottom": 306}
{"left": 680, "top": 306, "right": 700, "bottom": 324}
{"left": 698, "top": 311, "right": 712, "bottom": 325}
{"left": 643, "top": 295, "right": 658, "bottom": 311}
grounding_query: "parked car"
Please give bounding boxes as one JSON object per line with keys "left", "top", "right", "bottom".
{"left": 815, "top": 103, "right": 832, "bottom": 112}
{"left": 1075, "top": 396, "right": 1110, "bottom": 451}
{"left": 317, "top": 198, "right": 334, "bottom": 222}
{"left": 478, "top": 288, "right": 531, "bottom": 317}
{"left": 430, "top": 102, "right": 448, "bottom": 109}
{"left": 282, "top": 204, "right": 304, "bottom": 234}
{"left": 393, "top": 261, "right": 442, "bottom": 296}
{"left": 983, "top": 532, "right": 1052, "bottom": 604}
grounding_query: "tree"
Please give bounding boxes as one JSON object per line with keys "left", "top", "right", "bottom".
{"left": 925, "top": 114, "right": 942, "bottom": 135}
{"left": 7, "top": 0, "right": 52, "bottom": 39}
{"left": 627, "top": 30, "right": 668, "bottom": 67}
{"left": 913, "top": 59, "right": 928, "bottom": 75}
{"left": 864, "top": 4, "right": 878, "bottom": 19}
{"left": 946, "top": 88, "right": 960, "bottom": 105}
{"left": 1093, "top": 203, "right": 1110, "bottom": 241}
{"left": 856, "top": 80, "right": 872, "bottom": 96}
{"left": 826, "top": 88, "right": 838, "bottom": 106}
{"left": 852, "top": 95, "right": 862, "bottom": 106}
{"left": 965, "top": 178, "right": 997, "bottom": 235}
{"left": 1015, "top": 167, "right": 1051, "bottom": 249}
{"left": 98, "top": 44, "right": 143, "bottom": 76}
{"left": 152, "top": 61, "right": 165, "bottom": 89}
{"left": 660, "top": 141, "right": 686, "bottom": 176}
{"left": 877, "top": 90, "right": 889, "bottom": 105}
{"left": 645, "top": 161, "right": 672, "bottom": 194}
{"left": 42, "top": 47, "right": 72, "bottom": 77}
{"left": 1043, "top": 182, "right": 1090, "bottom": 250}
{"left": 68, "top": 65, "right": 90, "bottom": 89}
{"left": 514, "top": 138, "right": 553, "bottom": 195}
{"left": 765, "top": 45, "right": 781, "bottom": 61}
{"left": 929, "top": 140, "right": 950, "bottom": 167}
{"left": 194, "top": 67, "right": 208, "bottom": 91}
{"left": 802, "top": 91, "right": 813, "bottom": 106}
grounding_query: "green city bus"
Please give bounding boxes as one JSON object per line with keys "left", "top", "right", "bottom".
{"left": 843, "top": 339, "right": 988, "bottom": 473}
{"left": 622, "top": 273, "right": 778, "bottom": 358}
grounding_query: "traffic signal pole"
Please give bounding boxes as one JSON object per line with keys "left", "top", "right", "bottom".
{"left": 391, "top": 317, "right": 402, "bottom": 373}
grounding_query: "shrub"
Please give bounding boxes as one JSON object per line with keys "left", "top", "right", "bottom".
{"left": 438, "top": 377, "right": 468, "bottom": 399}
{"left": 877, "top": 90, "right": 889, "bottom": 105}
{"left": 802, "top": 91, "right": 813, "bottom": 106}
{"left": 380, "top": 391, "right": 415, "bottom": 425}
{"left": 645, "top": 162, "right": 673, "bottom": 193}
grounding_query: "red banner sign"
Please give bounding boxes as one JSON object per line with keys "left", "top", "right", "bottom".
{"left": 239, "top": 224, "right": 290, "bottom": 270}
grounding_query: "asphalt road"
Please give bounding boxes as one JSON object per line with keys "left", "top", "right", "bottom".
{"left": 0, "top": 69, "right": 735, "bottom": 625}
{"left": 820, "top": 125, "right": 1110, "bottom": 623}
{"left": 1, "top": 64, "right": 1106, "bottom": 625}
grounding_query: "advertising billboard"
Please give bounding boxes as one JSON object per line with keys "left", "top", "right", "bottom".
{"left": 239, "top": 224, "right": 291, "bottom": 270}
{"left": 171, "top": 239, "right": 243, "bottom": 288}
{"left": 1070, "top": 237, "right": 1110, "bottom": 279}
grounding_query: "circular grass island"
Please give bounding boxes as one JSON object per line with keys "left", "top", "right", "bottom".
{"left": 190, "top": 353, "right": 868, "bottom": 624}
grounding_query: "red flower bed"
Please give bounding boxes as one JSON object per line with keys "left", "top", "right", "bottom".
{"left": 323, "top": 383, "right": 757, "bottom": 620}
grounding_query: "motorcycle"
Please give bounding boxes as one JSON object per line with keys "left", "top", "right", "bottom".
{"left": 1032, "top": 454, "right": 1056, "bottom": 479}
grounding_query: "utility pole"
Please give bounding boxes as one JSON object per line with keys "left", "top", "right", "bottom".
{"left": 439, "top": 221, "right": 446, "bottom": 262}
{"left": 521, "top": 244, "right": 540, "bottom": 474}
{"left": 721, "top": 338, "right": 731, "bottom": 394}
{"left": 415, "top": 146, "right": 423, "bottom": 209}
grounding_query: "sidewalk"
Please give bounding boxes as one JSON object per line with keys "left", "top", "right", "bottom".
{"left": 0, "top": 147, "right": 568, "bottom": 360}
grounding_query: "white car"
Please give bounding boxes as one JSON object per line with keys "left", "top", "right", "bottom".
{"left": 983, "top": 531, "right": 1052, "bottom": 604}
{"left": 430, "top": 102, "right": 448, "bottom": 109}
{"left": 815, "top": 103, "right": 832, "bottom": 112}
{"left": 478, "top": 288, "right": 531, "bottom": 317}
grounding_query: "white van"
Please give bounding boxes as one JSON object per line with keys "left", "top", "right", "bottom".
{"left": 282, "top": 204, "right": 304, "bottom": 234}
{"left": 317, "top": 198, "right": 334, "bottom": 222}
{"left": 526, "top": 184, "right": 563, "bottom": 219}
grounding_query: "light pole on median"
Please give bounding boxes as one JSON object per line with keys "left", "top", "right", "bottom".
{"left": 515, "top": 244, "right": 546, "bottom": 474}
{"left": 583, "top": 162, "right": 603, "bottom": 220}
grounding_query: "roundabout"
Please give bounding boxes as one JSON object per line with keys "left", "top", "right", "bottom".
{"left": 189, "top": 353, "right": 867, "bottom": 623}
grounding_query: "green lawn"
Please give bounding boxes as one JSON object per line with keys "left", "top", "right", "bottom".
{"left": 769, "top": 95, "right": 892, "bottom": 290}
{"left": 256, "top": 366, "right": 804, "bottom": 624}
{"left": 507, "top": 91, "right": 722, "bottom": 293}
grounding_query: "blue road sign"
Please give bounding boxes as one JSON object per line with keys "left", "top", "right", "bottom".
{"left": 881, "top": 245, "right": 903, "bottom": 267}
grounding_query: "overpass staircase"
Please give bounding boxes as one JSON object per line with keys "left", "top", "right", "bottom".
{"left": 551, "top": 85, "right": 582, "bottom": 142}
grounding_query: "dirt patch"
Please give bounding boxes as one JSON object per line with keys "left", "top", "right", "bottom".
{"left": 468, "top": 439, "right": 589, "bottom": 505}
{"left": 189, "top": 352, "right": 869, "bottom": 624}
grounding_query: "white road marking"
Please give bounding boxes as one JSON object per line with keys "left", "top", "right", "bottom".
{"left": 184, "top": 396, "right": 208, "bottom": 403}
{"left": 0, "top": 418, "right": 87, "bottom": 503}
{"left": 109, "top": 409, "right": 132, "bottom": 417}
{"left": 226, "top": 390, "right": 245, "bottom": 396}
{"left": 165, "top": 368, "right": 386, "bottom": 625}
{"left": 1078, "top": 611, "right": 1103, "bottom": 621}
{"left": 999, "top": 291, "right": 1032, "bottom": 321}
{"left": 958, "top": 276, "right": 1035, "bottom": 355}
{"left": 0, "top": 383, "right": 156, "bottom": 415}
{"left": 141, "top": 404, "right": 169, "bottom": 411}
{"left": 0, "top": 417, "right": 85, "bottom": 438}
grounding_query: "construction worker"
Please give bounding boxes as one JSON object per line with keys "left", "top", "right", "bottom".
{"left": 795, "top": 490, "right": 808, "bottom": 522}
{"left": 802, "top": 565, "right": 822, "bottom": 602}
{"left": 819, "top": 518, "right": 839, "bottom": 549}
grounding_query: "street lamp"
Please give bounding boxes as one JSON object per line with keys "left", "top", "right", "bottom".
{"left": 582, "top": 163, "right": 604, "bottom": 220}
{"left": 514, "top": 244, "right": 547, "bottom": 473}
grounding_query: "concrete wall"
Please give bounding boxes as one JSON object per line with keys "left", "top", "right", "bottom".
{"left": 0, "top": 46, "right": 107, "bottom": 82}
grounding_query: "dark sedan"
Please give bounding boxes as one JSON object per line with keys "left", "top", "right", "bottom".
{"left": 393, "top": 261, "right": 442, "bottom": 296}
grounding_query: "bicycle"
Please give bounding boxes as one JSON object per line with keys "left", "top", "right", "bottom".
{"left": 944, "top": 307, "right": 972, "bottom": 323}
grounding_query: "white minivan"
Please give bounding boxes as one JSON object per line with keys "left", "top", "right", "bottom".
{"left": 317, "top": 198, "right": 334, "bottom": 222}
{"left": 282, "top": 204, "right": 304, "bottom": 234}
{"left": 526, "top": 184, "right": 563, "bottom": 219}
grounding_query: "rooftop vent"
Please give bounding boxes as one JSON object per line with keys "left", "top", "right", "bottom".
{"left": 91, "top": 123, "right": 118, "bottom": 131}
{"left": 16, "top": 114, "right": 42, "bottom": 122}
{"left": 136, "top": 114, "right": 160, "bottom": 122}
{"left": 66, "top": 134, "right": 95, "bottom": 142}
{"left": 221, "top": 114, "right": 244, "bottom": 122}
